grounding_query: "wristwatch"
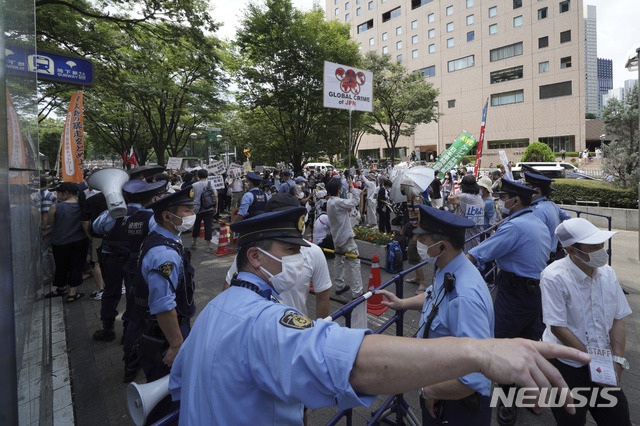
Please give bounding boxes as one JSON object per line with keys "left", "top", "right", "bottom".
{"left": 613, "top": 356, "right": 630, "bottom": 370}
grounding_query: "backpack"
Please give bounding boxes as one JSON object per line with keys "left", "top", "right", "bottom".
{"left": 200, "top": 181, "right": 217, "bottom": 210}
{"left": 386, "top": 241, "right": 404, "bottom": 273}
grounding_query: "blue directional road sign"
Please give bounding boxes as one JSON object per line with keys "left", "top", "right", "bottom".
{"left": 5, "top": 45, "right": 94, "bottom": 86}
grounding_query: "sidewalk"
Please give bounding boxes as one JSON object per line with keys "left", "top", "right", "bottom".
{"left": 63, "top": 228, "right": 640, "bottom": 425}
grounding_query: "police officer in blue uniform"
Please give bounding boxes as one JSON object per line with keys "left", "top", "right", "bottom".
{"left": 167, "top": 206, "right": 588, "bottom": 425}
{"left": 377, "top": 205, "right": 494, "bottom": 425}
{"left": 523, "top": 172, "right": 572, "bottom": 261}
{"left": 466, "top": 179, "right": 551, "bottom": 426}
{"left": 91, "top": 179, "right": 147, "bottom": 342}
{"left": 232, "top": 171, "right": 269, "bottom": 223}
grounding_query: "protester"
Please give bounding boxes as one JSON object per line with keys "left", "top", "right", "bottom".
{"left": 34, "top": 177, "right": 57, "bottom": 285}
{"left": 448, "top": 175, "right": 485, "bottom": 252}
{"left": 190, "top": 169, "right": 218, "bottom": 252}
{"left": 376, "top": 178, "right": 392, "bottom": 234}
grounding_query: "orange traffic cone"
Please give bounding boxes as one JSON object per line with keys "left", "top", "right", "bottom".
{"left": 198, "top": 221, "right": 205, "bottom": 238}
{"left": 213, "top": 220, "right": 236, "bottom": 257}
{"left": 367, "top": 255, "right": 388, "bottom": 316}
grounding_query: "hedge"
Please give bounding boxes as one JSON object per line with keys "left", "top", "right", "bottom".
{"left": 550, "top": 179, "right": 638, "bottom": 209}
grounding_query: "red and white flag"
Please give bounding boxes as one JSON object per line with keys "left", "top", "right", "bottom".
{"left": 128, "top": 146, "right": 138, "bottom": 167}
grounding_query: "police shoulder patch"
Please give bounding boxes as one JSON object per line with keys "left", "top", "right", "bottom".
{"left": 279, "top": 310, "right": 313, "bottom": 330}
{"left": 158, "top": 261, "right": 174, "bottom": 278}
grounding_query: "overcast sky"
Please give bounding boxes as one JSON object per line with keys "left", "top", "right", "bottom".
{"left": 212, "top": 0, "right": 640, "bottom": 88}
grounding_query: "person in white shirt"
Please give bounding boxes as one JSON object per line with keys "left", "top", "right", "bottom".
{"left": 541, "top": 218, "right": 632, "bottom": 426}
{"left": 326, "top": 176, "right": 363, "bottom": 298}
{"left": 359, "top": 173, "right": 378, "bottom": 226}
{"left": 228, "top": 174, "right": 244, "bottom": 209}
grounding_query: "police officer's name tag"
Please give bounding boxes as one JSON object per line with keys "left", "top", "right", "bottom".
{"left": 587, "top": 346, "right": 617, "bottom": 386}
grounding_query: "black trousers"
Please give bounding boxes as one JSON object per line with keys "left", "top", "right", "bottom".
{"left": 550, "top": 359, "right": 631, "bottom": 426}
{"left": 52, "top": 239, "right": 89, "bottom": 289}
{"left": 99, "top": 252, "right": 127, "bottom": 325}
{"left": 378, "top": 209, "right": 391, "bottom": 233}
{"left": 191, "top": 210, "right": 214, "bottom": 240}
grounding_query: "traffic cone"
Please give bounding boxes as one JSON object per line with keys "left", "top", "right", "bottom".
{"left": 367, "top": 255, "right": 388, "bottom": 316}
{"left": 213, "top": 220, "right": 236, "bottom": 257}
{"left": 198, "top": 221, "right": 205, "bottom": 238}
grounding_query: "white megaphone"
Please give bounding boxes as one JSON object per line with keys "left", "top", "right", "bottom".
{"left": 87, "top": 168, "right": 129, "bottom": 218}
{"left": 127, "top": 374, "right": 170, "bottom": 426}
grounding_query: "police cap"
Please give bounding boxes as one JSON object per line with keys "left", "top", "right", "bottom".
{"left": 246, "top": 172, "right": 263, "bottom": 184}
{"left": 413, "top": 205, "right": 474, "bottom": 240}
{"left": 524, "top": 172, "right": 555, "bottom": 191}
{"left": 495, "top": 178, "right": 537, "bottom": 201}
{"left": 230, "top": 207, "right": 310, "bottom": 248}
{"left": 122, "top": 180, "right": 148, "bottom": 201}
{"left": 148, "top": 185, "right": 197, "bottom": 213}
{"left": 127, "top": 164, "right": 165, "bottom": 179}
{"left": 129, "top": 180, "right": 167, "bottom": 203}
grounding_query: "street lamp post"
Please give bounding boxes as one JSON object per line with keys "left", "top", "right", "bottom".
{"left": 216, "top": 134, "right": 226, "bottom": 168}
{"left": 189, "top": 133, "right": 197, "bottom": 158}
{"left": 624, "top": 47, "right": 640, "bottom": 261}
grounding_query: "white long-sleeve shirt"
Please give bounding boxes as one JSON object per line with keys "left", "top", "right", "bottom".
{"left": 327, "top": 187, "right": 361, "bottom": 247}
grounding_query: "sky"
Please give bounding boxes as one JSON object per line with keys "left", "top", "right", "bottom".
{"left": 211, "top": 0, "right": 640, "bottom": 89}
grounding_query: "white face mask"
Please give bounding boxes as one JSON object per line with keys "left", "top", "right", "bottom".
{"left": 574, "top": 247, "right": 608, "bottom": 268}
{"left": 257, "top": 247, "right": 305, "bottom": 294}
{"left": 416, "top": 240, "right": 443, "bottom": 264}
{"left": 497, "top": 197, "right": 516, "bottom": 215}
{"left": 169, "top": 212, "right": 196, "bottom": 233}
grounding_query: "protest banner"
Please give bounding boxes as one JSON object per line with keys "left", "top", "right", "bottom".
{"left": 431, "top": 131, "right": 478, "bottom": 178}
{"left": 323, "top": 61, "right": 373, "bottom": 112}
{"left": 60, "top": 92, "right": 84, "bottom": 182}
{"left": 166, "top": 157, "right": 182, "bottom": 170}
{"left": 207, "top": 174, "right": 225, "bottom": 190}
{"left": 206, "top": 160, "right": 225, "bottom": 176}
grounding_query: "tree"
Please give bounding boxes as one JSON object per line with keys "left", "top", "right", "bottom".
{"left": 362, "top": 52, "right": 439, "bottom": 166}
{"left": 601, "top": 86, "right": 639, "bottom": 190}
{"left": 521, "top": 141, "right": 555, "bottom": 162}
{"left": 232, "top": 0, "right": 361, "bottom": 174}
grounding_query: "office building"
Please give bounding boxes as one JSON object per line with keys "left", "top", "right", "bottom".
{"left": 327, "top": 0, "right": 586, "bottom": 164}
{"left": 597, "top": 58, "right": 613, "bottom": 115}
{"left": 603, "top": 79, "right": 638, "bottom": 106}
{"left": 583, "top": 5, "right": 598, "bottom": 117}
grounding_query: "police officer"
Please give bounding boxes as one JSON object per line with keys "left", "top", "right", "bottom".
{"left": 91, "top": 179, "right": 147, "bottom": 342}
{"left": 168, "top": 207, "right": 589, "bottom": 425}
{"left": 466, "top": 179, "right": 551, "bottom": 426}
{"left": 377, "top": 205, "right": 494, "bottom": 425}
{"left": 523, "top": 172, "right": 572, "bottom": 261}
{"left": 130, "top": 186, "right": 197, "bottom": 385}
{"left": 232, "top": 171, "right": 268, "bottom": 223}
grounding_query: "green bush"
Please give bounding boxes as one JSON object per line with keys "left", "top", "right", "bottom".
{"left": 522, "top": 142, "right": 555, "bottom": 162}
{"left": 342, "top": 154, "right": 357, "bottom": 167}
{"left": 550, "top": 179, "right": 637, "bottom": 209}
{"left": 554, "top": 151, "right": 580, "bottom": 158}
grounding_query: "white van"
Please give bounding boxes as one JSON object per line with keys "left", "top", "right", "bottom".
{"left": 306, "top": 162, "right": 334, "bottom": 173}
{"left": 512, "top": 162, "right": 566, "bottom": 179}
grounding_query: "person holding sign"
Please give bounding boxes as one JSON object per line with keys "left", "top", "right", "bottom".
{"left": 541, "top": 218, "right": 631, "bottom": 426}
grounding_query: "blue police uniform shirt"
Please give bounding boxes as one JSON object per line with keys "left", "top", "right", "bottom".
{"left": 141, "top": 225, "right": 184, "bottom": 315}
{"left": 278, "top": 180, "right": 292, "bottom": 194}
{"left": 468, "top": 208, "right": 551, "bottom": 279}
{"left": 530, "top": 197, "right": 571, "bottom": 251}
{"left": 93, "top": 203, "right": 142, "bottom": 253}
{"left": 483, "top": 197, "right": 495, "bottom": 230}
{"left": 237, "top": 189, "right": 270, "bottom": 217}
{"left": 418, "top": 253, "right": 494, "bottom": 396}
{"left": 169, "top": 271, "right": 376, "bottom": 424}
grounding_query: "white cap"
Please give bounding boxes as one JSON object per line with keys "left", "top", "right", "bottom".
{"left": 555, "top": 218, "right": 617, "bottom": 247}
{"left": 477, "top": 176, "right": 492, "bottom": 192}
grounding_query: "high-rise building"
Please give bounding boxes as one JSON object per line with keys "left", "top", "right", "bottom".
{"left": 327, "top": 0, "right": 586, "bottom": 163}
{"left": 597, "top": 58, "right": 613, "bottom": 114}
{"left": 583, "top": 5, "right": 598, "bottom": 116}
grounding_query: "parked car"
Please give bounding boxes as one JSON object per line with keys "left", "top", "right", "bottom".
{"left": 565, "top": 172, "right": 601, "bottom": 181}
{"left": 512, "top": 162, "right": 566, "bottom": 179}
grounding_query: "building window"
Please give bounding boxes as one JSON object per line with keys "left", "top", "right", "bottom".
{"left": 540, "top": 81, "right": 572, "bottom": 99}
{"left": 538, "top": 36, "right": 549, "bottom": 48}
{"left": 428, "top": 28, "right": 435, "bottom": 38}
{"left": 357, "top": 7, "right": 361, "bottom": 15}
{"left": 368, "top": 1, "right": 373, "bottom": 10}
{"left": 488, "top": 138, "right": 529, "bottom": 149}
{"left": 382, "top": 6, "right": 401, "bottom": 22}
{"left": 420, "top": 65, "right": 436, "bottom": 77}
{"left": 513, "top": 15, "right": 522, "bottom": 27}
{"left": 335, "top": 0, "right": 339, "bottom": 4}
{"left": 446, "top": 5, "right": 453, "bottom": 15}
{"left": 335, "top": 8, "right": 339, "bottom": 15}
{"left": 357, "top": 19, "right": 374, "bottom": 33}
{"left": 489, "top": 6, "right": 497, "bottom": 17}
{"left": 448, "top": 54, "right": 475, "bottom": 72}
{"left": 538, "top": 7, "right": 547, "bottom": 19}
{"left": 345, "top": 2, "right": 350, "bottom": 9}
{"left": 382, "top": 46, "right": 388, "bottom": 54}
{"left": 559, "top": 0, "right": 570, "bottom": 13}
{"left": 369, "top": 38, "right": 375, "bottom": 46}
{"left": 428, "top": 13, "right": 435, "bottom": 22}
{"left": 382, "top": 32, "right": 388, "bottom": 40}
{"left": 396, "top": 40, "right": 402, "bottom": 49}
{"left": 345, "top": 13, "right": 350, "bottom": 21}
{"left": 467, "top": 14, "right": 474, "bottom": 25}
{"left": 412, "top": 20, "right": 418, "bottom": 29}
{"left": 561, "top": 56, "right": 572, "bottom": 68}
{"left": 490, "top": 42, "right": 523, "bottom": 61}
{"left": 447, "top": 37, "right": 454, "bottom": 48}
{"left": 539, "top": 61, "right": 549, "bottom": 73}
{"left": 466, "top": 0, "right": 473, "bottom": 8}
{"left": 489, "top": 23, "right": 497, "bottom": 34}
{"left": 412, "top": 35, "right": 418, "bottom": 44}
{"left": 397, "top": 54, "right": 403, "bottom": 63}
{"left": 381, "top": 0, "right": 386, "bottom": 3}
{"left": 448, "top": 99, "right": 456, "bottom": 108}
{"left": 396, "top": 26, "right": 402, "bottom": 35}
{"left": 539, "top": 135, "right": 575, "bottom": 151}
{"left": 412, "top": 49, "right": 419, "bottom": 59}
{"left": 429, "top": 43, "right": 435, "bottom": 53}
{"left": 490, "top": 65, "right": 523, "bottom": 84}
{"left": 491, "top": 90, "right": 524, "bottom": 106}
{"left": 513, "top": 0, "right": 522, "bottom": 9}
{"left": 411, "top": 0, "right": 434, "bottom": 9}
{"left": 447, "top": 22, "right": 454, "bottom": 32}
{"left": 467, "top": 31, "right": 475, "bottom": 41}
{"left": 560, "top": 30, "right": 571, "bottom": 43}
{"left": 356, "top": 0, "right": 361, "bottom": 4}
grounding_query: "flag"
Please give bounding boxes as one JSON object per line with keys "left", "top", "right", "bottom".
{"left": 473, "top": 99, "right": 489, "bottom": 177}
{"left": 60, "top": 92, "right": 85, "bottom": 182}
{"left": 128, "top": 146, "right": 138, "bottom": 167}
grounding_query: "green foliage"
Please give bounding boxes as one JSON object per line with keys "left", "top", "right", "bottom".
{"left": 521, "top": 142, "right": 555, "bottom": 162}
{"left": 601, "top": 86, "right": 639, "bottom": 190}
{"left": 353, "top": 226, "right": 395, "bottom": 245}
{"left": 554, "top": 151, "right": 579, "bottom": 158}
{"left": 585, "top": 113, "right": 597, "bottom": 119}
{"left": 342, "top": 154, "right": 357, "bottom": 168}
{"left": 362, "top": 52, "right": 439, "bottom": 166}
{"left": 550, "top": 179, "right": 637, "bottom": 209}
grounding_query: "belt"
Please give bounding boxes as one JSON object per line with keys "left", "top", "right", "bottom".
{"left": 500, "top": 270, "right": 540, "bottom": 287}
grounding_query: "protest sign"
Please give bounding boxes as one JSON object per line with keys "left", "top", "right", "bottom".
{"left": 166, "top": 157, "right": 182, "bottom": 170}
{"left": 431, "top": 132, "right": 478, "bottom": 178}
{"left": 206, "top": 174, "right": 225, "bottom": 190}
{"left": 323, "top": 61, "right": 373, "bottom": 112}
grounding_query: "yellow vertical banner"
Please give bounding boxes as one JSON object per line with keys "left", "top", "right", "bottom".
{"left": 61, "top": 92, "right": 84, "bottom": 182}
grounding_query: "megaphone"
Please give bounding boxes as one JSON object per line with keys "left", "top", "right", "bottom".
{"left": 87, "top": 168, "right": 129, "bottom": 218}
{"left": 127, "top": 375, "right": 170, "bottom": 426}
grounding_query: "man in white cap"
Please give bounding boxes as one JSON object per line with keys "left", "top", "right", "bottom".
{"left": 541, "top": 218, "right": 632, "bottom": 425}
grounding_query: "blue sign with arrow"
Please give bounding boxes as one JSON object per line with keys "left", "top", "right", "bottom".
{"left": 5, "top": 45, "right": 94, "bottom": 86}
